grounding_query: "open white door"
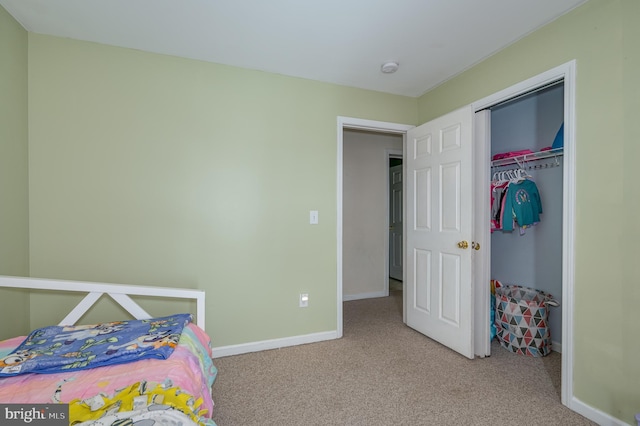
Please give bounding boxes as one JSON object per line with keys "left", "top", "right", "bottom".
{"left": 389, "top": 164, "right": 403, "bottom": 281}
{"left": 406, "top": 106, "right": 474, "bottom": 359}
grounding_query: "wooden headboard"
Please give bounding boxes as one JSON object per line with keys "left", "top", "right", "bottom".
{"left": 0, "top": 275, "right": 206, "bottom": 331}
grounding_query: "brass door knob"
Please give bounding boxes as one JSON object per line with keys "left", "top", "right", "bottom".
{"left": 457, "top": 241, "right": 469, "bottom": 249}
{"left": 472, "top": 242, "right": 480, "bottom": 250}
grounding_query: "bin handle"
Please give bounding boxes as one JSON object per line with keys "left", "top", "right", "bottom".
{"left": 546, "top": 298, "right": 560, "bottom": 307}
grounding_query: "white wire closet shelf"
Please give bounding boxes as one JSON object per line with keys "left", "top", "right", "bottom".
{"left": 491, "top": 147, "right": 563, "bottom": 169}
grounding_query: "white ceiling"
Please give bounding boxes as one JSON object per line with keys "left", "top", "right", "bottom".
{"left": 1, "top": 0, "right": 587, "bottom": 97}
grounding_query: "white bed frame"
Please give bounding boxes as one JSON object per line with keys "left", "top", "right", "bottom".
{"left": 0, "top": 275, "right": 206, "bottom": 330}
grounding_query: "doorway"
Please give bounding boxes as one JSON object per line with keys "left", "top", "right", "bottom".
{"left": 472, "top": 61, "right": 576, "bottom": 406}
{"left": 341, "top": 129, "right": 405, "bottom": 302}
{"left": 337, "top": 118, "right": 413, "bottom": 335}
{"left": 489, "top": 82, "right": 565, "bottom": 356}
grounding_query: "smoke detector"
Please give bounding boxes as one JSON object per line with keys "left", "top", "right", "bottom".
{"left": 381, "top": 62, "right": 399, "bottom": 74}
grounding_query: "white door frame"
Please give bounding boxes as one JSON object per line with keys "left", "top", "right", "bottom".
{"left": 336, "top": 58, "right": 576, "bottom": 409}
{"left": 471, "top": 60, "right": 576, "bottom": 407}
{"left": 336, "top": 118, "right": 414, "bottom": 338}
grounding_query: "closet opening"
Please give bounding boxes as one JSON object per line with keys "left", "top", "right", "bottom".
{"left": 490, "top": 80, "right": 564, "bottom": 349}
{"left": 473, "top": 61, "right": 576, "bottom": 407}
{"left": 479, "top": 78, "right": 566, "bottom": 401}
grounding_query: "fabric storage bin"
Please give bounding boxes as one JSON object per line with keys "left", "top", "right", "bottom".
{"left": 495, "top": 284, "right": 558, "bottom": 357}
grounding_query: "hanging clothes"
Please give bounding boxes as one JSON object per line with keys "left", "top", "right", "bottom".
{"left": 490, "top": 166, "right": 543, "bottom": 233}
{"left": 501, "top": 178, "right": 543, "bottom": 231}
{"left": 490, "top": 180, "right": 509, "bottom": 231}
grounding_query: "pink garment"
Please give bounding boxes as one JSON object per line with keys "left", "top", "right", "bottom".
{"left": 492, "top": 149, "right": 534, "bottom": 160}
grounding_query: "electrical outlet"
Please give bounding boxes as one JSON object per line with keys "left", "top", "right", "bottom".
{"left": 299, "top": 293, "right": 309, "bottom": 308}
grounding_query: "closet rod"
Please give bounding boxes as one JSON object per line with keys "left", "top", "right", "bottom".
{"left": 481, "top": 79, "right": 564, "bottom": 112}
{"left": 491, "top": 147, "right": 563, "bottom": 169}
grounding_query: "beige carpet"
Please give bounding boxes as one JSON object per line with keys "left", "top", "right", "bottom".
{"left": 210, "top": 290, "right": 595, "bottom": 425}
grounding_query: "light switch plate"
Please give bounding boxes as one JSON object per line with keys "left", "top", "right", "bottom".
{"left": 309, "top": 210, "right": 318, "bottom": 224}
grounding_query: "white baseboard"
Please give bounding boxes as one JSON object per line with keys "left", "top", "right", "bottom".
{"left": 568, "top": 396, "right": 632, "bottom": 426}
{"left": 212, "top": 330, "right": 339, "bottom": 358}
{"left": 343, "top": 290, "right": 386, "bottom": 301}
{"left": 552, "top": 340, "right": 562, "bottom": 353}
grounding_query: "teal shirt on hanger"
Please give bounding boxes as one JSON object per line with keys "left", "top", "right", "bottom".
{"left": 501, "top": 179, "right": 543, "bottom": 231}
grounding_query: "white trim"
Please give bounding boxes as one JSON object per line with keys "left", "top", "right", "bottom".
{"left": 343, "top": 291, "right": 387, "bottom": 302}
{"left": 337, "top": 117, "right": 414, "bottom": 339}
{"left": 338, "top": 117, "right": 414, "bottom": 134}
{"left": 0, "top": 275, "right": 206, "bottom": 330}
{"left": 212, "top": 331, "right": 338, "bottom": 358}
{"left": 472, "top": 60, "right": 576, "bottom": 408}
{"left": 568, "top": 397, "right": 631, "bottom": 426}
{"left": 385, "top": 148, "right": 403, "bottom": 296}
{"left": 561, "top": 60, "right": 577, "bottom": 410}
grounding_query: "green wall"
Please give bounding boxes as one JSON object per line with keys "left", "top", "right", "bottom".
{"left": 417, "top": 0, "right": 639, "bottom": 422}
{"left": 0, "top": 6, "right": 30, "bottom": 339}
{"left": 10, "top": 0, "right": 639, "bottom": 422}
{"left": 26, "top": 34, "right": 417, "bottom": 344}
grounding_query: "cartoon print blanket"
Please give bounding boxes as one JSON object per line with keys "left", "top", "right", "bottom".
{"left": 0, "top": 313, "right": 192, "bottom": 376}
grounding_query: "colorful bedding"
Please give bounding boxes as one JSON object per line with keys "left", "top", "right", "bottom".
{"left": 76, "top": 405, "right": 201, "bottom": 426}
{"left": 0, "top": 323, "right": 217, "bottom": 426}
{"left": 0, "top": 313, "right": 192, "bottom": 376}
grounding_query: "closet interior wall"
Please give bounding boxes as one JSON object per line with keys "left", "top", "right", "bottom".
{"left": 490, "top": 84, "right": 564, "bottom": 349}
